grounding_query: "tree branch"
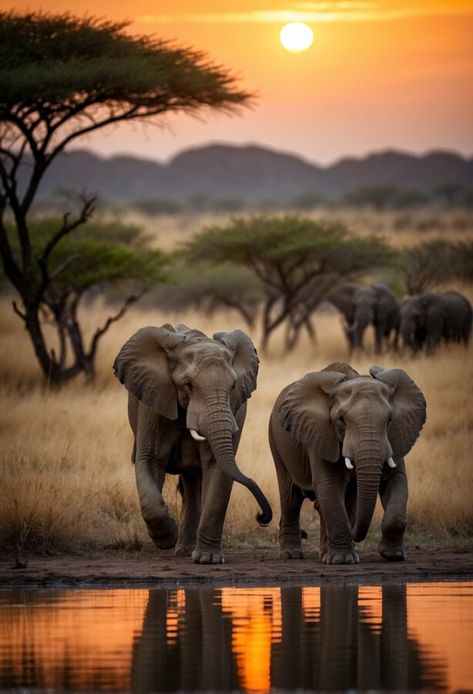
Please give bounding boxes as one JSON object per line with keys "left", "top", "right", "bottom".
{"left": 36, "top": 195, "right": 96, "bottom": 301}
{"left": 87, "top": 288, "right": 147, "bottom": 361}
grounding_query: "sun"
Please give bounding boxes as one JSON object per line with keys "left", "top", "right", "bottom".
{"left": 280, "top": 22, "right": 314, "bottom": 52}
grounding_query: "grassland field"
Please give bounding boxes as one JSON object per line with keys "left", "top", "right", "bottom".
{"left": 1, "top": 208, "right": 472, "bottom": 557}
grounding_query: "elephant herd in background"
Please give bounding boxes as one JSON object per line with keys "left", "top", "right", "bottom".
{"left": 328, "top": 283, "right": 472, "bottom": 355}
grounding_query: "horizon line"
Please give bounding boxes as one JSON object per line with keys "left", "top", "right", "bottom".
{"left": 59, "top": 141, "right": 473, "bottom": 168}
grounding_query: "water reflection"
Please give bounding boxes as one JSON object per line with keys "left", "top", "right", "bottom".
{"left": 1, "top": 582, "right": 472, "bottom": 692}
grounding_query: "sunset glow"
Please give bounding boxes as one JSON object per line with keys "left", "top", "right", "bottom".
{"left": 3, "top": 0, "right": 472, "bottom": 163}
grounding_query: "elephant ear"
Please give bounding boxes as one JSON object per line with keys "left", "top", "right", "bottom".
{"left": 371, "top": 367, "right": 426, "bottom": 459}
{"left": 278, "top": 371, "right": 347, "bottom": 462}
{"left": 328, "top": 284, "right": 358, "bottom": 322}
{"left": 213, "top": 330, "right": 259, "bottom": 408}
{"left": 113, "top": 325, "right": 185, "bottom": 420}
{"left": 324, "top": 361, "right": 359, "bottom": 378}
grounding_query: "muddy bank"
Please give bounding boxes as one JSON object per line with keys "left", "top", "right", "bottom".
{"left": 1, "top": 548, "right": 473, "bottom": 587}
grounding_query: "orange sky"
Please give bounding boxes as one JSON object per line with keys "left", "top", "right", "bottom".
{"left": 5, "top": 1, "right": 473, "bottom": 163}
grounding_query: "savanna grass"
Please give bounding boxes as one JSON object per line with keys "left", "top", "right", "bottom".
{"left": 1, "top": 293, "right": 472, "bottom": 554}
{"left": 1, "top": 208, "right": 472, "bottom": 553}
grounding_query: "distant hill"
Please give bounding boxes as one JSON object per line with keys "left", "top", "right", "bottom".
{"left": 29, "top": 143, "right": 473, "bottom": 202}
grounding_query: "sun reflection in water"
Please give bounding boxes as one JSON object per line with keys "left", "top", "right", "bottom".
{"left": 0, "top": 582, "right": 472, "bottom": 692}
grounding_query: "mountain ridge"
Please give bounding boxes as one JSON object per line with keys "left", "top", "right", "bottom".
{"left": 32, "top": 143, "right": 473, "bottom": 202}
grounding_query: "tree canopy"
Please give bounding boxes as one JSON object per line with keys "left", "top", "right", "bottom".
{"left": 183, "top": 215, "right": 393, "bottom": 350}
{"left": 153, "top": 261, "right": 264, "bottom": 328}
{"left": 0, "top": 11, "right": 251, "bottom": 384}
{"left": 397, "top": 239, "right": 473, "bottom": 294}
{"left": 2, "top": 217, "right": 168, "bottom": 379}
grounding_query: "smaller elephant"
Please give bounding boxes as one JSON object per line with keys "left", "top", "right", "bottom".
{"left": 329, "top": 283, "right": 400, "bottom": 354}
{"left": 400, "top": 290, "right": 472, "bottom": 354}
{"left": 114, "top": 324, "right": 272, "bottom": 564}
{"left": 269, "top": 362, "right": 426, "bottom": 564}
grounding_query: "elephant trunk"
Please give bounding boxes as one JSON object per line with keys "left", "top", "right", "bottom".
{"left": 203, "top": 404, "right": 273, "bottom": 527}
{"left": 351, "top": 446, "right": 384, "bottom": 543}
{"left": 351, "top": 313, "right": 371, "bottom": 348}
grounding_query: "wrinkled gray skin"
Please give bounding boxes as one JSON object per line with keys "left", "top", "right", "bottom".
{"left": 329, "top": 283, "right": 400, "bottom": 354}
{"left": 400, "top": 290, "right": 472, "bottom": 354}
{"left": 114, "top": 324, "right": 272, "bottom": 564}
{"left": 269, "top": 362, "right": 426, "bottom": 564}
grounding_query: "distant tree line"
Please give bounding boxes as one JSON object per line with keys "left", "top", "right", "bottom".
{"left": 32, "top": 182, "right": 473, "bottom": 217}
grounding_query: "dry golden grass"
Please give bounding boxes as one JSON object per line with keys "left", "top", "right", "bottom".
{"left": 1, "top": 275, "right": 472, "bottom": 553}
{"left": 102, "top": 207, "right": 473, "bottom": 251}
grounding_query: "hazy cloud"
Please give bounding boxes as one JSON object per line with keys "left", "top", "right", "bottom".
{"left": 136, "top": 2, "right": 473, "bottom": 25}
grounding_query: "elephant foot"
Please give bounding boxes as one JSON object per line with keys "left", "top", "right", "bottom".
{"left": 192, "top": 549, "right": 225, "bottom": 564}
{"left": 379, "top": 539, "right": 406, "bottom": 561}
{"left": 280, "top": 546, "right": 304, "bottom": 559}
{"left": 175, "top": 545, "right": 193, "bottom": 557}
{"left": 148, "top": 517, "right": 178, "bottom": 550}
{"left": 322, "top": 549, "right": 359, "bottom": 565}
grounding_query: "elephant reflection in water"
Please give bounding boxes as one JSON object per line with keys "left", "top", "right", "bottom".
{"left": 271, "top": 584, "right": 447, "bottom": 691}
{"left": 131, "top": 588, "right": 238, "bottom": 693}
{"left": 131, "top": 585, "right": 447, "bottom": 693}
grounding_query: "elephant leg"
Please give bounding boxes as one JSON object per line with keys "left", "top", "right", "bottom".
{"left": 176, "top": 471, "right": 202, "bottom": 556}
{"left": 192, "top": 463, "right": 233, "bottom": 564}
{"left": 310, "top": 454, "right": 358, "bottom": 565}
{"left": 278, "top": 479, "right": 304, "bottom": 560}
{"left": 374, "top": 323, "right": 384, "bottom": 355}
{"left": 378, "top": 462, "right": 408, "bottom": 561}
{"left": 135, "top": 454, "right": 178, "bottom": 549}
{"left": 315, "top": 499, "right": 328, "bottom": 559}
{"left": 269, "top": 428, "right": 304, "bottom": 559}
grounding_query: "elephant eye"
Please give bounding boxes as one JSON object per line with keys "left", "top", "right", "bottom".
{"left": 184, "top": 380, "right": 193, "bottom": 391}
{"left": 337, "top": 414, "right": 346, "bottom": 426}
{"left": 232, "top": 381, "right": 237, "bottom": 390}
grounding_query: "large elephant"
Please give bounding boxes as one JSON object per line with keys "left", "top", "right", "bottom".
{"left": 113, "top": 324, "right": 272, "bottom": 564}
{"left": 328, "top": 283, "right": 400, "bottom": 354}
{"left": 400, "top": 290, "right": 472, "bottom": 354}
{"left": 268, "top": 361, "right": 426, "bottom": 564}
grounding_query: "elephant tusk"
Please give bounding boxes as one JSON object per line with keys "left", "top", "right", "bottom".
{"left": 347, "top": 320, "right": 359, "bottom": 334}
{"left": 387, "top": 456, "right": 397, "bottom": 468}
{"left": 190, "top": 429, "right": 206, "bottom": 442}
{"left": 345, "top": 457, "right": 354, "bottom": 470}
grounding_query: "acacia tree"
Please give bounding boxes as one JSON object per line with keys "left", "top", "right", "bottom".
{"left": 0, "top": 12, "right": 250, "bottom": 385}
{"left": 183, "top": 215, "right": 392, "bottom": 351}
{"left": 397, "top": 239, "right": 473, "bottom": 294}
{"left": 153, "top": 262, "right": 264, "bottom": 328}
{"left": 6, "top": 218, "right": 168, "bottom": 379}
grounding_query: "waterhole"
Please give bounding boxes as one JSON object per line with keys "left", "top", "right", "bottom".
{"left": 1, "top": 581, "right": 472, "bottom": 692}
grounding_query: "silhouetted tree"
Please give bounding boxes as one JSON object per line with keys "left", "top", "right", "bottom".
{"left": 0, "top": 11, "right": 250, "bottom": 385}
{"left": 183, "top": 215, "right": 392, "bottom": 351}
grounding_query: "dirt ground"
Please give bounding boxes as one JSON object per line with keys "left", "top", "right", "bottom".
{"left": 1, "top": 547, "right": 473, "bottom": 587}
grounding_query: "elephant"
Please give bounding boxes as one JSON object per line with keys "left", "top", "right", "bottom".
{"left": 328, "top": 283, "right": 400, "bottom": 354}
{"left": 400, "top": 290, "right": 472, "bottom": 354}
{"left": 268, "top": 361, "right": 426, "bottom": 564}
{"left": 113, "top": 323, "right": 272, "bottom": 564}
